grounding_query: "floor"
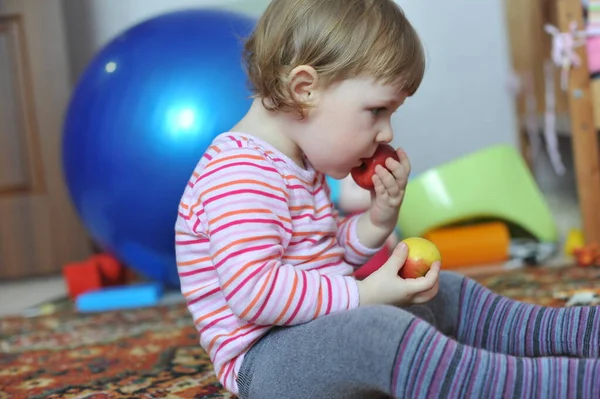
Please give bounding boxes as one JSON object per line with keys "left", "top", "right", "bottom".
{"left": 0, "top": 274, "right": 188, "bottom": 317}
{"left": 0, "top": 275, "right": 66, "bottom": 317}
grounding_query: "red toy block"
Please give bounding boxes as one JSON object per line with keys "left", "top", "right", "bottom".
{"left": 62, "top": 260, "right": 103, "bottom": 300}
{"left": 92, "top": 253, "right": 126, "bottom": 286}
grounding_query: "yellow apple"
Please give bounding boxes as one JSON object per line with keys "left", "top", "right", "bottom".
{"left": 399, "top": 237, "right": 442, "bottom": 279}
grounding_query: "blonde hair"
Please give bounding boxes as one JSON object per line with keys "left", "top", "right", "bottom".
{"left": 243, "top": 0, "right": 426, "bottom": 117}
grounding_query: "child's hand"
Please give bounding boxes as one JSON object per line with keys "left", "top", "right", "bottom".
{"left": 357, "top": 242, "right": 440, "bottom": 307}
{"left": 368, "top": 148, "right": 410, "bottom": 231}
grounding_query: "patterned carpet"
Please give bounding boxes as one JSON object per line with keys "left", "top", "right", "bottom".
{"left": 2, "top": 265, "right": 600, "bottom": 398}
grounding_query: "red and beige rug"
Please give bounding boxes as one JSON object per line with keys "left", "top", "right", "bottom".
{"left": 2, "top": 265, "right": 600, "bottom": 398}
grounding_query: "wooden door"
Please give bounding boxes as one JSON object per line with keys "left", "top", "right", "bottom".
{"left": 0, "top": 0, "right": 93, "bottom": 280}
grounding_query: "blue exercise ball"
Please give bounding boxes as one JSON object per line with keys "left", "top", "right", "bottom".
{"left": 62, "top": 9, "right": 255, "bottom": 287}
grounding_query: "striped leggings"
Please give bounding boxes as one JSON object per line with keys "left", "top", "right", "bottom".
{"left": 237, "top": 271, "right": 600, "bottom": 398}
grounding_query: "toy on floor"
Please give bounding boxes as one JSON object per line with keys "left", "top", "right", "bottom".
{"left": 564, "top": 228, "right": 585, "bottom": 256}
{"left": 76, "top": 282, "right": 164, "bottom": 313}
{"left": 554, "top": 288, "right": 600, "bottom": 306}
{"left": 423, "top": 222, "right": 510, "bottom": 270}
{"left": 62, "top": 252, "right": 129, "bottom": 300}
{"left": 562, "top": 228, "right": 600, "bottom": 267}
{"left": 573, "top": 243, "right": 600, "bottom": 267}
{"left": 63, "top": 252, "right": 166, "bottom": 313}
{"left": 508, "top": 238, "right": 557, "bottom": 266}
{"left": 397, "top": 145, "right": 558, "bottom": 243}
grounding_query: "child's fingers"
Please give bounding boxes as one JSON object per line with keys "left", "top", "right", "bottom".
{"left": 410, "top": 281, "right": 439, "bottom": 304}
{"left": 396, "top": 147, "right": 411, "bottom": 176}
{"left": 385, "top": 242, "right": 409, "bottom": 273}
{"left": 372, "top": 173, "right": 387, "bottom": 198}
{"left": 422, "top": 261, "right": 441, "bottom": 284}
{"left": 404, "top": 272, "right": 438, "bottom": 294}
{"left": 375, "top": 165, "right": 401, "bottom": 197}
{"left": 385, "top": 158, "right": 409, "bottom": 186}
{"left": 404, "top": 261, "right": 440, "bottom": 293}
{"left": 428, "top": 261, "right": 442, "bottom": 276}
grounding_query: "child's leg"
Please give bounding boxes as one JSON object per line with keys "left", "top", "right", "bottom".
{"left": 406, "top": 271, "right": 600, "bottom": 358}
{"left": 237, "top": 305, "right": 600, "bottom": 399}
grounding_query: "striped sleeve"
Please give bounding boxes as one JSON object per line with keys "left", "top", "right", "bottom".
{"left": 322, "top": 176, "right": 384, "bottom": 267}
{"left": 336, "top": 213, "right": 384, "bottom": 266}
{"left": 196, "top": 148, "right": 360, "bottom": 326}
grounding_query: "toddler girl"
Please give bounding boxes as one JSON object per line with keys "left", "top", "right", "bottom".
{"left": 176, "top": 1, "right": 600, "bottom": 397}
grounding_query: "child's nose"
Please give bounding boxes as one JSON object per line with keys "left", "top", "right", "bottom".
{"left": 377, "top": 125, "right": 393, "bottom": 143}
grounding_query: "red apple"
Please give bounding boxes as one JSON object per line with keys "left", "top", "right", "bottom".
{"left": 398, "top": 237, "right": 442, "bottom": 279}
{"left": 351, "top": 144, "right": 400, "bottom": 191}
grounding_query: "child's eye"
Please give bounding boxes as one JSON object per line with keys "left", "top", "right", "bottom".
{"left": 371, "top": 107, "right": 386, "bottom": 116}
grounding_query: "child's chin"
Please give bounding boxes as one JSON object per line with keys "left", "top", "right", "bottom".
{"left": 330, "top": 170, "right": 350, "bottom": 180}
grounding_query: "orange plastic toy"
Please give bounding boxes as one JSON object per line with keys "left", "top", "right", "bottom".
{"left": 423, "top": 221, "right": 511, "bottom": 269}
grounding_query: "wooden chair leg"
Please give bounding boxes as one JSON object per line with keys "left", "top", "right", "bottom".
{"left": 557, "top": 0, "right": 600, "bottom": 245}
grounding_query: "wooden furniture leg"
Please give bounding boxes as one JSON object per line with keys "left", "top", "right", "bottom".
{"left": 557, "top": 0, "right": 600, "bottom": 244}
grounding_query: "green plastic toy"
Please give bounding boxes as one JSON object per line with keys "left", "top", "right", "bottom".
{"left": 398, "top": 145, "right": 558, "bottom": 242}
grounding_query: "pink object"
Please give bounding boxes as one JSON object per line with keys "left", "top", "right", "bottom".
{"left": 587, "top": 36, "right": 600, "bottom": 74}
{"left": 353, "top": 246, "right": 391, "bottom": 280}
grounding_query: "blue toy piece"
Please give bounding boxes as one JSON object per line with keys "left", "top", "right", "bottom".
{"left": 76, "top": 283, "right": 164, "bottom": 313}
{"left": 62, "top": 9, "right": 256, "bottom": 287}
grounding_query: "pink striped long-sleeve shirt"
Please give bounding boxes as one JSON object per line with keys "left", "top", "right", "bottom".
{"left": 175, "top": 133, "right": 381, "bottom": 394}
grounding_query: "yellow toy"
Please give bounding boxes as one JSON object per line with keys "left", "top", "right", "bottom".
{"left": 564, "top": 228, "right": 585, "bottom": 256}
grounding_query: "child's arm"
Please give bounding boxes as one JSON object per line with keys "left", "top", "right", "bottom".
{"left": 335, "top": 212, "right": 385, "bottom": 266}
{"left": 322, "top": 176, "right": 385, "bottom": 267}
{"left": 185, "top": 149, "right": 361, "bottom": 326}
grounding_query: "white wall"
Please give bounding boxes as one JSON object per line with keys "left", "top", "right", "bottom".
{"left": 63, "top": 0, "right": 270, "bottom": 83}
{"left": 392, "top": 0, "right": 519, "bottom": 173}
{"left": 62, "top": 0, "right": 519, "bottom": 175}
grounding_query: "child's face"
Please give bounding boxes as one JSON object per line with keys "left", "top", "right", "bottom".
{"left": 298, "top": 77, "right": 407, "bottom": 179}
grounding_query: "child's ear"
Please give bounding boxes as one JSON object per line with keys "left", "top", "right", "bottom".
{"left": 287, "top": 65, "right": 319, "bottom": 105}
